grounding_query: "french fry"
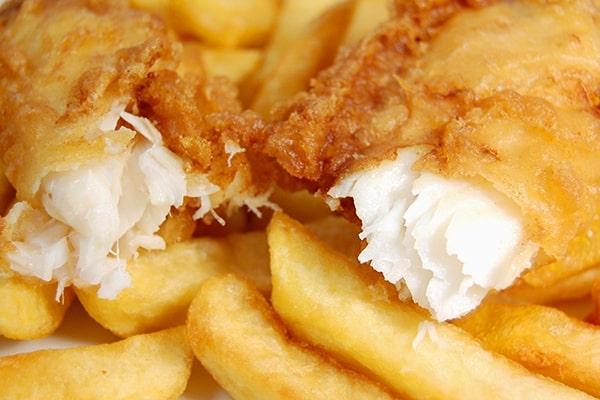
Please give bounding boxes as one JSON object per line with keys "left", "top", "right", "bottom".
{"left": 78, "top": 211, "right": 364, "bottom": 338}
{"left": 76, "top": 234, "right": 270, "bottom": 338}
{"left": 589, "top": 278, "right": 600, "bottom": 324}
{"left": 241, "top": 0, "right": 346, "bottom": 104}
{"left": 186, "top": 274, "right": 397, "bottom": 400}
{"left": 223, "top": 231, "right": 271, "bottom": 293}
{"left": 0, "top": 326, "right": 192, "bottom": 399}
{"left": 521, "top": 221, "right": 600, "bottom": 288}
{"left": 270, "top": 187, "right": 332, "bottom": 222}
{"left": 342, "top": 0, "right": 391, "bottom": 45}
{"left": 178, "top": 42, "right": 263, "bottom": 84}
{"left": 493, "top": 266, "right": 600, "bottom": 305}
{"left": 129, "top": 0, "right": 171, "bottom": 19}
{"left": 268, "top": 213, "right": 592, "bottom": 400}
{"left": 201, "top": 47, "right": 262, "bottom": 84}
{"left": 306, "top": 215, "right": 361, "bottom": 258}
{"left": 177, "top": 41, "right": 207, "bottom": 80}
{"left": 456, "top": 303, "right": 600, "bottom": 397}
{"left": 0, "top": 276, "right": 72, "bottom": 340}
{"left": 248, "top": 1, "right": 355, "bottom": 115}
{"left": 171, "top": 0, "right": 278, "bottom": 47}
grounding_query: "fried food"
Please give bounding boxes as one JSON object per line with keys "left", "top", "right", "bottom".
{"left": 252, "top": 0, "right": 600, "bottom": 320}
{"left": 76, "top": 233, "right": 270, "bottom": 337}
{"left": 0, "top": 0, "right": 273, "bottom": 299}
{"left": 493, "top": 267, "right": 600, "bottom": 305}
{"left": 187, "top": 274, "right": 398, "bottom": 400}
{"left": 0, "top": 276, "right": 73, "bottom": 340}
{"left": 77, "top": 215, "right": 358, "bottom": 337}
{"left": 0, "top": 326, "right": 192, "bottom": 399}
{"left": 521, "top": 219, "right": 600, "bottom": 288}
{"left": 240, "top": 0, "right": 349, "bottom": 107}
{"left": 342, "top": 0, "right": 390, "bottom": 45}
{"left": 249, "top": 1, "right": 355, "bottom": 116}
{"left": 268, "top": 213, "right": 592, "bottom": 400}
{"left": 456, "top": 303, "right": 600, "bottom": 397}
{"left": 171, "top": 0, "right": 278, "bottom": 47}
{"left": 198, "top": 45, "right": 262, "bottom": 84}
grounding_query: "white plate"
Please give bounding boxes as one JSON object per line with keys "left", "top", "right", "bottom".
{"left": 0, "top": 302, "right": 231, "bottom": 400}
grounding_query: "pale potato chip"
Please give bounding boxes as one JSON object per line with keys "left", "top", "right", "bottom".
{"left": 493, "top": 267, "right": 600, "bottom": 305}
{"left": 250, "top": 1, "right": 355, "bottom": 115}
{"left": 456, "top": 303, "right": 600, "bottom": 397}
{"left": 0, "top": 326, "right": 192, "bottom": 399}
{"left": 342, "top": 0, "right": 391, "bottom": 45}
{"left": 0, "top": 276, "right": 72, "bottom": 340}
{"left": 268, "top": 213, "right": 592, "bottom": 400}
{"left": 270, "top": 187, "right": 332, "bottom": 222}
{"left": 77, "top": 212, "right": 361, "bottom": 338}
{"left": 186, "top": 274, "right": 397, "bottom": 400}
{"left": 201, "top": 47, "right": 263, "bottom": 84}
{"left": 76, "top": 234, "right": 270, "bottom": 337}
{"left": 241, "top": 0, "right": 345, "bottom": 104}
{"left": 171, "top": 0, "right": 278, "bottom": 47}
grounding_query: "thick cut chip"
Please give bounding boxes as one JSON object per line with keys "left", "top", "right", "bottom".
{"left": 76, "top": 235, "right": 270, "bottom": 337}
{"left": 270, "top": 188, "right": 332, "bottom": 222}
{"left": 0, "top": 276, "right": 72, "bottom": 340}
{"left": 171, "top": 0, "right": 278, "bottom": 47}
{"left": 186, "top": 274, "right": 397, "bottom": 400}
{"left": 494, "top": 267, "right": 600, "bottom": 305}
{"left": 522, "top": 220, "right": 600, "bottom": 288}
{"left": 247, "top": 1, "right": 355, "bottom": 115}
{"left": 342, "top": 0, "right": 390, "bottom": 45}
{"left": 240, "top": 0, "right": 346, "bottom": 105}
{"left": 268, "top": 213, "right": 592, "bottom": 400}
{"left": 0, "top": 326, "right": 193, "bottom": 399}
{"left": 178, "top": 41, "right": 263, "bottom": 84}
{"left": 456, "top": 303, "right": 600, "bottom": 398}
{"left": 305, "top": 215, "right": 361, "bottom": 258}
{"left": 77, "top": 215, "right": 359, "bottom": 338}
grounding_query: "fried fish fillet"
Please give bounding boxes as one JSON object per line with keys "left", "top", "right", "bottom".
{"left": 0, "top": 0, "right": 273, "bottom": 298}
{"left": 251, "top": 0, "right": 600, "bottom": 319}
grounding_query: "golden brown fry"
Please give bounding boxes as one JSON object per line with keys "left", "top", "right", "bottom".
{"left": 456, "top": 303, "right": 600, "bottom": 397}
{"left": 250, "top": 1, "right": 355, "bottom": 115}
{"left": 270, "top": 188, "right": 332, "bottom": 222}
{"left": 129, "top": 0, "right": 171, "bottom": 18}
{"left": 171, "top": 0, "right": 278, "bottom": 47}
{"left": 306, "top": 215, "right": 361, "bottom": 258}
{"left": 342, "top": 0, "right": 390, "bottom": 45}
{"left": 77, "top": 213, "right": 361, "bottom": 338}
{"left": 522, "top": 221, "right": 600, "bottom": 288}
{"left": 589, "top": 279, "right": 600, "bottom": 324}
{"left": 223, "top": 231, "right": 271, "bottom": 293}
{"left": 268, "top": 213, "right": 592, "bottom": 400}
{"left": 201, "top": 47, "right": 262, "bottom": 84}
{"left": 178, "top": 41, "right": 263, "bottom": 84}
{"left": 493, "top": 267, "right": 600, "bottom": 305}
{"left": 187, "top": 274, "right": 397, "bottom": 400}
{"left": 76, "top": 234, "right": 270, "bottom": 337}
{"left": 0, "top": 326, "right": 192, "bottom": 399}
{"left": 241, "top": 0, "right": 345, "bottom": 104}
{"left": 0, "top": 276, "right": 72, "bottom": 340}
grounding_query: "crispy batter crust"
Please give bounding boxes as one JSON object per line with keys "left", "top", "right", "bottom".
{"left": 0, "top": 0, "right": 177, "bottom": 202}
{"left": 259, "top": 0, "right": 600, "bottom": 258}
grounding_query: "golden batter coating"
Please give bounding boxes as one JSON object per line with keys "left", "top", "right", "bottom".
{"left": 256, "top": 0, "right": 600, "bottom": 258}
